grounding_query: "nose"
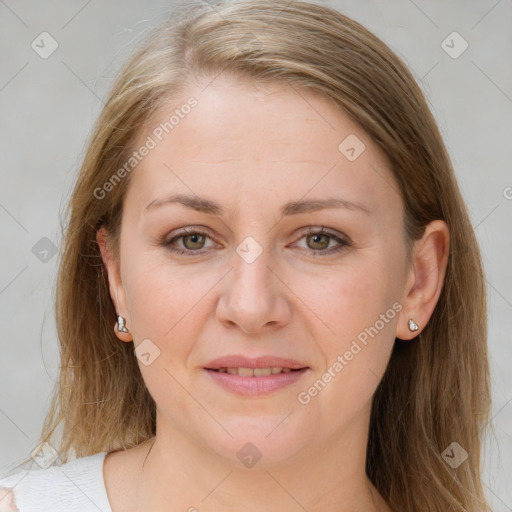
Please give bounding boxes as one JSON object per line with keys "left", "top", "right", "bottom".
{"left": 216, "top": 247, "right": 292, "bottom": 335}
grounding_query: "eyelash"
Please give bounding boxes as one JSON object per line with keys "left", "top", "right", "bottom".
{"left": 163, "top": 226, "right": 350, "bottom": 257}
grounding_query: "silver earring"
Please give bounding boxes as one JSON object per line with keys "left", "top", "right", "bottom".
{"left": 408, "top": 318, "right": 419, "bottom": 332}
{"left": 117, "top": 315, "right": 129, "bottom": 333}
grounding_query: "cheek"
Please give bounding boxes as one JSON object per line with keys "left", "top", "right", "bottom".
{"left": 299, "top": 256, "right": 398, "bottom": 343}
{"left": 295, "top": 253, "right": 401, "bottom": 413}
{"left": 124, "top": 257, "right": 207, "bottom": 343}
{"left": 121, "top": 250, "right": 230, "bottom": 379}
{"left": 120, "top": 256, "right": 214, "bottom": 411}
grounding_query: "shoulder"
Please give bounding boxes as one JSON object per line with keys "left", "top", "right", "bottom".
{"left": 0, "top": 452, "right": 111, "bottom": 512}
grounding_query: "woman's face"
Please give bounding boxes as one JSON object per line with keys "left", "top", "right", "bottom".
{"left": 104, "top": 75, "right": 415, "bottom": 466}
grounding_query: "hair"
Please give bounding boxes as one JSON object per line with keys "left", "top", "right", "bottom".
{"left": 22, "top": 1, "right": 491, "bottom": 510}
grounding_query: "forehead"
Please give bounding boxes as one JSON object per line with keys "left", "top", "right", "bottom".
{"left": 125, "top": 75, "right": 400, "bottom": 219}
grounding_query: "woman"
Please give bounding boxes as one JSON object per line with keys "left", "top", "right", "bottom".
{"left": 0, "top": 1, "right": 491, "bottom": 511}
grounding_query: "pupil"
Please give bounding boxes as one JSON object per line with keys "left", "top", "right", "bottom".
{"left": 309, "top": 233, "right": 328, "bottom": 249}
{"left": 185, "top": 233, "right": 203, "bottom": 249}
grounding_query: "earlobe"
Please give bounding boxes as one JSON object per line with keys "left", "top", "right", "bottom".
{"left": 396, "top": 220, "right": 450, "bottom": 340}
{"left": 96, "top": 228, "right": 133, "bottom": 342}
{"left": 407, "top": 318, "right": 419, "bottom": 332}
{"left": 115, "top": 315, "right": 133, "bottom": 343}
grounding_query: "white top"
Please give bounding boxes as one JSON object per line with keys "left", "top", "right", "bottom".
{"left": 0, "top": 452, "right": 112, "bottom": 512}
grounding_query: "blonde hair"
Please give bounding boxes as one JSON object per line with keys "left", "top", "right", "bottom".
{"left": 28, "top": 1, "right": 491, "bottom": 510}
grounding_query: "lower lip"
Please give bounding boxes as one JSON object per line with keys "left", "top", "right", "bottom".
{"left": 204, "top": 368, "right": 309, "bottom": 396}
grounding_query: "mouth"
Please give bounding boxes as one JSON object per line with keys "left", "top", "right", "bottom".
{"left": 205, "top": 367, "right": 308, "bottom": 376}
{"left": 203, "top": 366, "right": 310, "bottom": 396}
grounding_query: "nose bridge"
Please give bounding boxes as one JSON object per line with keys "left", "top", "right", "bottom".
{"left": 231, "top": 232, "right": 275, "bottom": 306}
{"left": 216, "top": 228, "right": 290, "bottom": 333}
{"left": 230, "top": 204, "right": 275, "bottom": 281}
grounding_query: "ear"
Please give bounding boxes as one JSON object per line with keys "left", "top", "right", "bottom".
{"left": 396, "top": 220, "right": 450, "bottom": 340}
{"left": 97, "top": 227, "right": 133, "bottom": 342}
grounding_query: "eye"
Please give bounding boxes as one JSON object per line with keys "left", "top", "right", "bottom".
{"left": 293, "top": 227, "right": 350, "bottom": 256}
{"left": 163, "top": 226, "right": 350, "bottom": 257}
{"left": 163, "top": 227, "right": 217, "bottom": 255}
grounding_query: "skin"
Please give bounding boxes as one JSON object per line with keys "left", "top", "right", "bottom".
{"left": 98, "top": 74, "right": 449, "bottom": 512}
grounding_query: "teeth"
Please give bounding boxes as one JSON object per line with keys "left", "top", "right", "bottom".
{"left": 238, "top": 367, "right": 254, "bottom": 377}
{"left": 216, "top": 367, "right": 295, "bottom": 376}
{"left": 254, "top": 368, "right": 272, "bottom": 376}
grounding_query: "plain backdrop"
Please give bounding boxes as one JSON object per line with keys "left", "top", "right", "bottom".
{"left": 1, "top": 0, "right": 511, "bottom": 509}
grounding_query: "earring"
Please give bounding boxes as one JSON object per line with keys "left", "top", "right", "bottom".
{"left": 408, "top": 318, "right": 419, "bottom": 332}
{"left": 117, "top": 315, "right": 129, "bottom": 333}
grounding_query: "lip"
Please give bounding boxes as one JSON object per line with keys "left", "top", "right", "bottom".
{"left": 203, "top": 354, "right": 310, "bottom": 397}
{"left": 204, "top": 367, "right": 310, "bottom": 396}
{"left": 204, "top": 355, "right": 309, "bottom": 370}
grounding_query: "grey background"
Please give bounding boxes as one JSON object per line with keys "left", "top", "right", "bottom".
{"left": 0, "top": 0, "right": 511, "bottom": 509}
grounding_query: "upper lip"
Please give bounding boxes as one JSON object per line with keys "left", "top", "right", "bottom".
{"left": 204, "top": 355, "right": 309, "bottom": 370}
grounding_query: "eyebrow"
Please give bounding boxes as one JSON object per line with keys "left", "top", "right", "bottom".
{"left": 144, "top": 193, "right": 371, "bottom": 216}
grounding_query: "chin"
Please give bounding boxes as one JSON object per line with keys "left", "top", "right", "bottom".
{"left": 199, "top": 417, "right": 313, "bottom": 469}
